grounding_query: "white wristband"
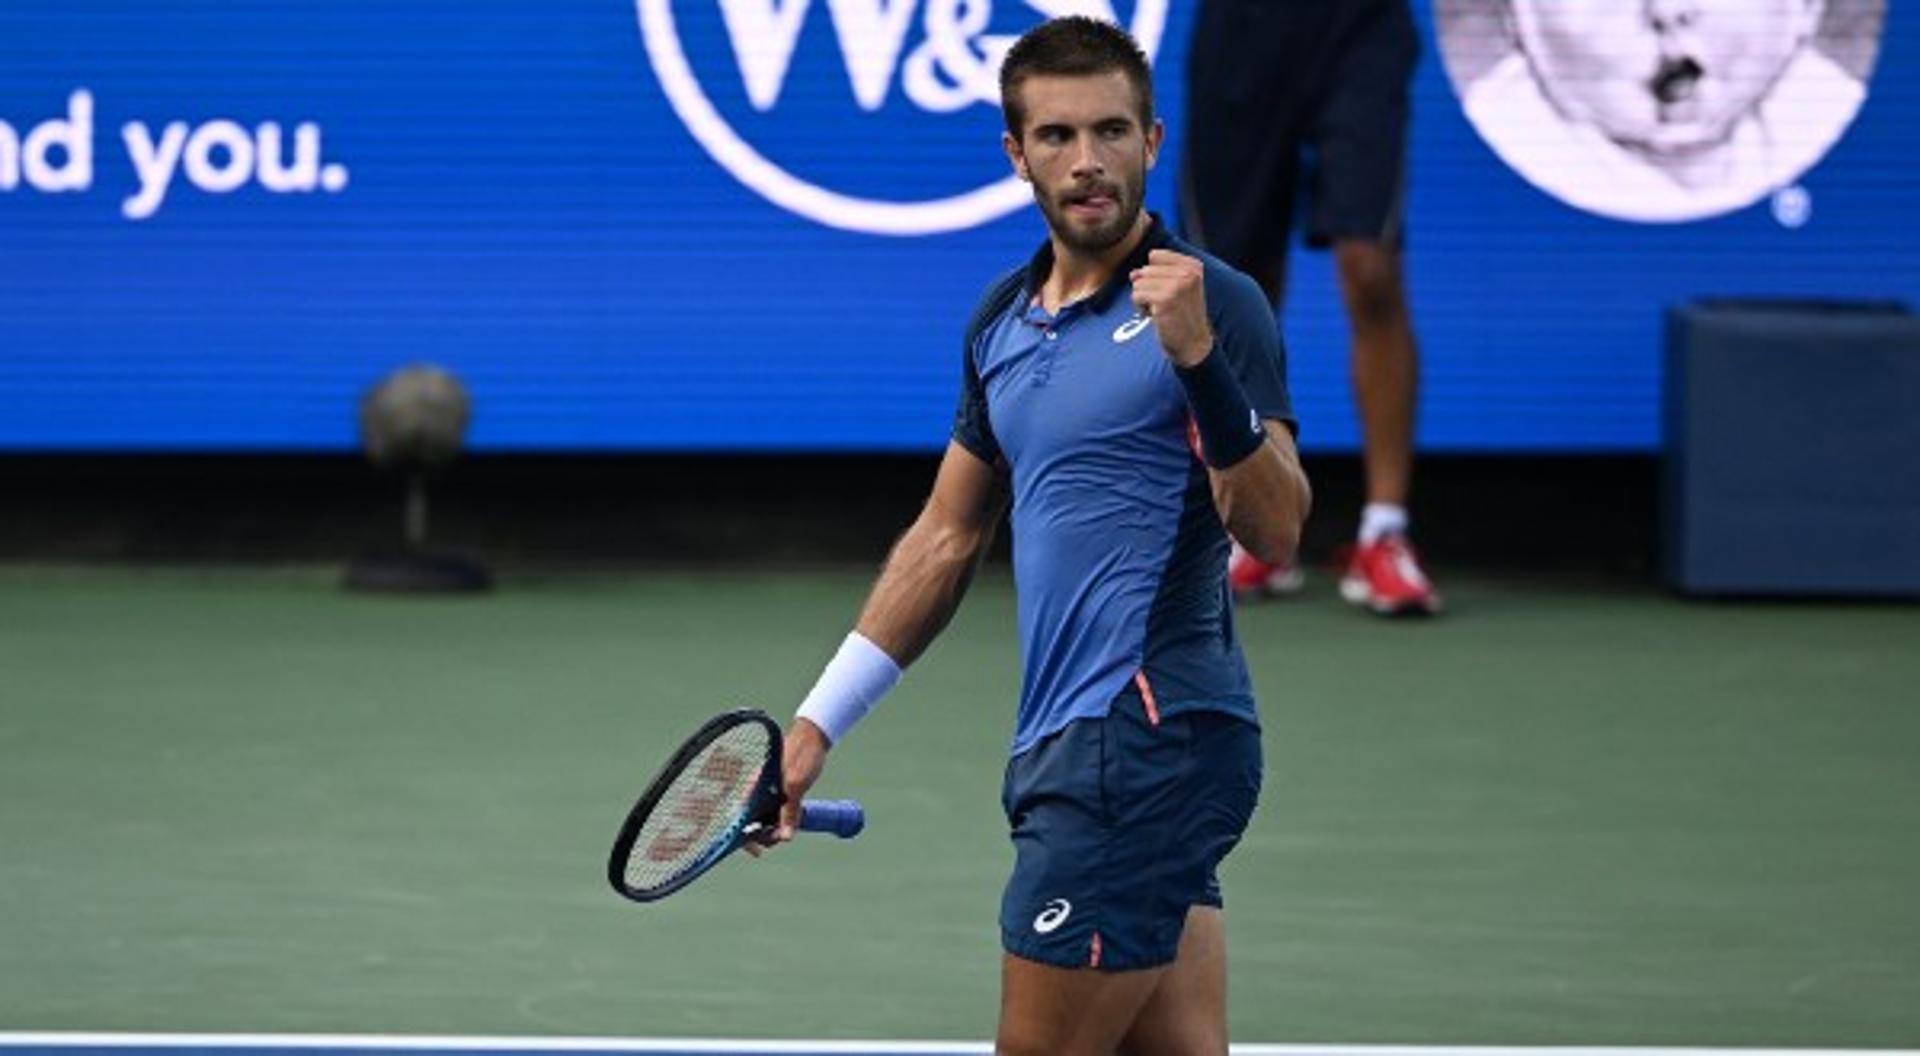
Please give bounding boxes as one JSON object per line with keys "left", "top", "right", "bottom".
{"left": 795, "top": 631, "right": 902, "bottom": 746}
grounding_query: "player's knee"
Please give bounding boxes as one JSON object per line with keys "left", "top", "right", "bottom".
{"left": 1334, "top": 242, "right": 1406, "bottom": 329}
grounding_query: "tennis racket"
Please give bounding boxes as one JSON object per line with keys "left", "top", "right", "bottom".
{"left": 607, "top": 707, "right": 864, "bottom": 902}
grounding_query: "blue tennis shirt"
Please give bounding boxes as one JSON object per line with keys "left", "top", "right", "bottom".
{"left": 951, "top": 217, "right": 1296, "bottom": 757}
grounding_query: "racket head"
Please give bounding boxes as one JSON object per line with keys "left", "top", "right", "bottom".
{"left": 607, "top": 708, "right": 784, "bottom": 903}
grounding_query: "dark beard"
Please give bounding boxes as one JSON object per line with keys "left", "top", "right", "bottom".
{"left": 1036, "top": 180, "right": 1143, "bottom": 255}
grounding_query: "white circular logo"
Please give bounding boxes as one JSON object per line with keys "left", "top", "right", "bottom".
{"left": 1032, "top": 897, "right": 1072, "bottom": 933}
{"left": 635, "top": 1, "right": 1168, "bottom": 236}
{"left": 1435, "top": 0, "right": 1884, "bottom": 223}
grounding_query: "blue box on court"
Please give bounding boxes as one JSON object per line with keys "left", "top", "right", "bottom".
{"left": 1663, "top": 300, "right": 1920, "bottom": 597}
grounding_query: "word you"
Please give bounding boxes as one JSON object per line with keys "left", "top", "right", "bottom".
{"left": 0, "top": 90, "right": 349, "bottom": 220}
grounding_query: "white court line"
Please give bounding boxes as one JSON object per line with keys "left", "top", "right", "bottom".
{"left": 0, "top": 1038, "right": 1915, "bottom": 1056}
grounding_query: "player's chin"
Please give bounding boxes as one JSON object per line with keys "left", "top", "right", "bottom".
{"left": 1053, "top": 213, "right": 1131, "bottom": 254}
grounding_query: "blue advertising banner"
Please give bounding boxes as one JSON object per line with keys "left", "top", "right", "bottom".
{"left": 2, "top": 1, "right": 1914, "bottom": 451}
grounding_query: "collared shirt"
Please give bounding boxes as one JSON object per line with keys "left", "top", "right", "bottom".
{"left": 952, "top": 217, "right": 1296, "bottom": 756}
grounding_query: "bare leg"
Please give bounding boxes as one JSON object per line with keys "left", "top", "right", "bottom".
{"left": 1334, "top": 239, "right": 1418, "bottom": 508}
{"left": 1118, "top": 906, "right": 1229, "bottom": 1056}
{"left": 997, "top": 952, "right": 1165, "bottom": 1056}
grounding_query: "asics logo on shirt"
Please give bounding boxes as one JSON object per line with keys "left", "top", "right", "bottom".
{"left": 1112, "top": 316, "right": 1152, "bottom": 343}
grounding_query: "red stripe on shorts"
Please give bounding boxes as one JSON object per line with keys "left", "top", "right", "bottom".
{"left": 1133, "top": 670, "right": 1161, "bottom": 726}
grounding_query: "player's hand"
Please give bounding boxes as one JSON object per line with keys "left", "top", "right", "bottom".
{"left": 748, "top": 717, "right": 831, "bottom": 856}
{"left": 1130, "top": 249, "right": 1213, "bottom": 368}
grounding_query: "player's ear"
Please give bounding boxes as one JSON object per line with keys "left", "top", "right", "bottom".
{"left": 1144, "top": 118, "right": 1165, "bottom": 170}
{"left": 1004, "top": 130, "right": 1031, "bottom": 182}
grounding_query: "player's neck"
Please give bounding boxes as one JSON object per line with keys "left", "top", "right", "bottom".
{"left": 1039, "top": 213, "right": 1150, "bottom": 313}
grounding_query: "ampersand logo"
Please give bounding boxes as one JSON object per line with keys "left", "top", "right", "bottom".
{"left": 635, "top": 1, "right": 1167, "bottom": 236}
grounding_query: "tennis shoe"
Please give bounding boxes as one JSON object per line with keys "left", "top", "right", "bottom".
{"left": 1228, "top": 543, "right": 1306, "bottom": 599}
{"left": 1339, "top": 534, "right": 1441, "bottom": 616}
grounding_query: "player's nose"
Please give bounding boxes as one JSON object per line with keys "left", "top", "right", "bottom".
{"left": 1068, "top": 138, "right": 1104, "bottom": 177}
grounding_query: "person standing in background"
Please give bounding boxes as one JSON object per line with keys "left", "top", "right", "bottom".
{"left": 1180, "top": 0, "right": 1440, "bottom": 616}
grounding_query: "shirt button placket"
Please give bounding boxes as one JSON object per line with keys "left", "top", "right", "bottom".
{"left": 1034, "top": 325, "right": 1059, "bottom": 386}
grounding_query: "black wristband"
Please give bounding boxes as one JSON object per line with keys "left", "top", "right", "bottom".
{"left": 1176, "top": 351, "right": 1266, "bottom": 468}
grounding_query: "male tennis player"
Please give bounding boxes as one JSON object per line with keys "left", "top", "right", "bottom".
{"left": 766, "top": 17, "right": 1310, "bottom": 1054}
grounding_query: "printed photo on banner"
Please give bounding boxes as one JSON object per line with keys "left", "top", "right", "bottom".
{"left": 1435, "top": 0, "right": 1884, "bottom": 222}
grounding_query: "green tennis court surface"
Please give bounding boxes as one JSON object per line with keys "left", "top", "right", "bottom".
{"left": 2, "top": 568, "right": 1916, "bottom": 1044}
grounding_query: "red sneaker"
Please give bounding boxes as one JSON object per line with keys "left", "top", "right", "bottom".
{"left": 1228, "top": 543, "right": 1306, "bottom": 599}
{"left": 1340, "top": 535, "right": 1441, "bottom": 616}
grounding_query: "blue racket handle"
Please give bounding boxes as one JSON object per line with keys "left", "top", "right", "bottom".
{"left": 797, "top": 799, "right": 865, "bottom": 838}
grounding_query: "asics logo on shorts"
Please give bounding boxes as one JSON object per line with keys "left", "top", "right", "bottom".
{"left": 1033, "top": 898, "right": 1072, "bottom": 934}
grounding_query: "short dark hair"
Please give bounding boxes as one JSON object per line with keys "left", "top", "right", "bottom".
{"left": 999, "top": 16, "right": 1154, "bottom": 140}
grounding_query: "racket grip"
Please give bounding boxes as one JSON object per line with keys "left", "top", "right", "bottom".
{"left": 797, "top": 799, "right": 865, "bottom": 839}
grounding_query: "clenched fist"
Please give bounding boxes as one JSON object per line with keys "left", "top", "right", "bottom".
{"left": 1129, "top": 249, "right": 1213, "bottom": 368}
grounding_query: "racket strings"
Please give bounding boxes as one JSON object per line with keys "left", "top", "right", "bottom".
{"left": 623, "top": 722, "right": 770, "bottom": 892}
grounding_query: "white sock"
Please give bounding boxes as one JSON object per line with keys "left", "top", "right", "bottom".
{"left": 1359, "top": 503, "right": 1408, "bottom": 545}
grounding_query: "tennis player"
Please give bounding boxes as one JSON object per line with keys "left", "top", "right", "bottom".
{"left": 766, "top": 17, "right": 1310, "bottom": 1053}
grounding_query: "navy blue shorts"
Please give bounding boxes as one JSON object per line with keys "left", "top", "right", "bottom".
{"left": 999, "top": 693, "right": 1262, "bottom": 971}
{"left": 1179, "top": 0, "right": 1418, "bottom": 280}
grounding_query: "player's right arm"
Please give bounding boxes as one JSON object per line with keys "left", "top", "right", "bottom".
{"left": 767, "top": 273, "right": 1021, "bottom": 845}
{"left": 852, "top": 440, "right": 1009, "bottom": 667}
{"left": 772, "top": 440, "right": 1009, "bottom": 841}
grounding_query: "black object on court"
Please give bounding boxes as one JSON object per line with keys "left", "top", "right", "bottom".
{"left": 1663, "top": 299, "right": 1920, "bottom": 597}
{"left": 343, "top": 364, "right": 491, "bottom": 594}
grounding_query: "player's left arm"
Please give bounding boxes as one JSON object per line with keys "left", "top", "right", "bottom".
{"left": 1208, "top": 419, "right": 1309, "bottom": 563}
{"left": 1131, "top": 249, "right": 1311, "bottom": 563}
